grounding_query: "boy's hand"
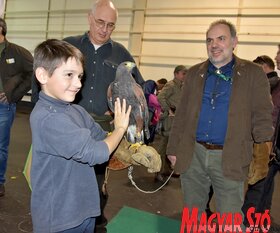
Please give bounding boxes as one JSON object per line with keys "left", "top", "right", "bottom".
{"left": 104, "top": 98, "right": 131, "bottom": 154}
{"left": 114, "top": 98, "right": 131, "bottom": 133}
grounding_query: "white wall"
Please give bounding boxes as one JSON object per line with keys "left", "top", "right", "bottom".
{"left": 141, "top": 0, "right": 280, "bottom": 80}
{"left": 3, "top": 0, "right": 280, "bottom": 82}
{"left": 0, "top": 0, "right": 5, "bottom": 17}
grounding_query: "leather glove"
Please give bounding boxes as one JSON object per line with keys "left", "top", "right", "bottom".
{"left": 131, "top": 144, "right": 162, "bottom": 173}
{"left": 128, "top": 143, "right": 162, "bottom": 173}
{"left": 109, "top": 137, "right": 162, "bottom": 173}
{"left": 248, "top": 142, "right": 272, "bottom": 185}
{"left": 108, "top": 137, "right": 136, "bottom": 170}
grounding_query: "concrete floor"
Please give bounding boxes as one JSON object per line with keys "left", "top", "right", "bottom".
{"left": 0, "top": 102, "right": 280, "bottom": 233}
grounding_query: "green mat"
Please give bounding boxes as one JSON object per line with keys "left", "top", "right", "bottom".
{"left": 107, "top": 206, "right": 181, "bottom": 233}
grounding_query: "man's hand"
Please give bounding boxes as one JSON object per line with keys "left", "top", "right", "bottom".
{"left": 168, "top": 109, "right": 175, "bottom": 117}
{"left": 0, "top": 92, "right": 8, "bottom": 104}
{"left": 167, "top": 155, "right": 176, "bottom": 169}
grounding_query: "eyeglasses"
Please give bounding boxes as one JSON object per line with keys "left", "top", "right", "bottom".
{"left": 93, "top": 17, "right": 115, "bottom": 31}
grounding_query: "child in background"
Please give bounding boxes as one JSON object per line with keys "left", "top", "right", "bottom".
{"left": 30, "top": 39, "right": 131, "bottom": 233}
{"left": 143, "top": 80, "right": 161, "bottom": 144}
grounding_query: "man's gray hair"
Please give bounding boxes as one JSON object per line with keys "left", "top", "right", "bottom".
{"left": 207, "top": 19, "right": 237, "bottom": 38}
{"left": 90, "top": 0, "right": 118, "bottom": 18}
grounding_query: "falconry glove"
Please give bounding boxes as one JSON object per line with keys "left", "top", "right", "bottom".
{"left": 248, "top": 142, "right": 272, "bottom": 185}
{"left": 108, "top": 137, "right": 161, "bottom": 173}
{"left": 129, "top": 143, "right": 162, "bottom": 173}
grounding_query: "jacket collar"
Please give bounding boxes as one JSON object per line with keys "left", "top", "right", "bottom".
{"left": 39, "top": 91, "right": 71, "bottom": 112}
{"left": 198, "top": 55, "right": 244, "bottom": 80}
{"left": 81, "top": 32, "right": 113, "bottom": 47}
{"left": 173, "top": 77, "right": 184, "bottom": 87}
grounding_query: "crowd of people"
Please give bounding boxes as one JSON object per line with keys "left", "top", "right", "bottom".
{"left": 1, "top": 0, "right": 280, "bottom": 232}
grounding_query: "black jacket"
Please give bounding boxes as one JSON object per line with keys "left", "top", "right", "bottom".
{"left": 0, "top": 40, "right": 33, "bottom": 103}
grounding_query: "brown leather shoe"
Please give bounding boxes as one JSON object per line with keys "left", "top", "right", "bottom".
{"left": 0, "top": 184, "right": 5, "bottom": 197}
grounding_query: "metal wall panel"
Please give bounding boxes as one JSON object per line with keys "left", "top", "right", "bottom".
{"left": 3, "top": 0, "right": 280, "bottom": 81}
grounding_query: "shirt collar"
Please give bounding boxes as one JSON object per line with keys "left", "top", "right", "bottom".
{"left": 173, "top": 77, "right": 183, "bottom": 87}
{"left": 39, "top": 91, "right": 71, "bottom": 109}
{"left": 82, "top": 32, "right": 113, "bottom": 47}
{"left": 208, "top": 58, "right": 235, "bottom": 75}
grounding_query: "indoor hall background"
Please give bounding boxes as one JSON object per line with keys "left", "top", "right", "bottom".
{"left": 0, "top": 0, "right": 280, "bottom": 231}
{"left": 1, "top": 0, "right": 280, "bottom": 82}
{"left": 1, "top": 101, "right": 280, "bottom": 232}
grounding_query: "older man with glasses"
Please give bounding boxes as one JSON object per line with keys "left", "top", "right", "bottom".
{"left": 65, "top": 1, "right": 144, "bottom": 233}
{"left": 31, "top": 1, "right": 144, "bottom": 233}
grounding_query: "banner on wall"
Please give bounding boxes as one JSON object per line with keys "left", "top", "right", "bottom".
{"left": 0, "top": 0, "right": 6, "bottom": 17}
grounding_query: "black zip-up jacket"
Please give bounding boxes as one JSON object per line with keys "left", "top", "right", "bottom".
{"left": 0, "top": 39, "right": 33, "bottom": 103}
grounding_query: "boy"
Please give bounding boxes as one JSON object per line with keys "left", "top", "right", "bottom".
{"left": 30, "top": 39, "right": 131, "bottom": 233}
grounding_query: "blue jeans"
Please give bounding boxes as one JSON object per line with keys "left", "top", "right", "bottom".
{"left": 0, "top": 103, "right": 16, "bottom": 184}
{"left": 56, "top": 217, "right": 95, "bottom": 233}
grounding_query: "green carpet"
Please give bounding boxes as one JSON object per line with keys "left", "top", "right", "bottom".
{"left": 107, "top": 206, "right": 181, "bottom": 233}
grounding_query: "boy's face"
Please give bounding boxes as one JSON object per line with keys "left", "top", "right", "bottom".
{"left": 41, "top": 57, "right": 83, "bottom": 102}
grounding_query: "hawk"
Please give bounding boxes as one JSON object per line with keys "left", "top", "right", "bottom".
{"left": 107, "top": 61, "right": 150, "bottom": 143}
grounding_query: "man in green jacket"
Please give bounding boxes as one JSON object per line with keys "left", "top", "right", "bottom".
{"left": 156, "top": 65, "right": 187, "bottom": 181}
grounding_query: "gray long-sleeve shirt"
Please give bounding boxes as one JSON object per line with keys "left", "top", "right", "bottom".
{"left": 30, "top": 92, "right": 109, "bottom": 232}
